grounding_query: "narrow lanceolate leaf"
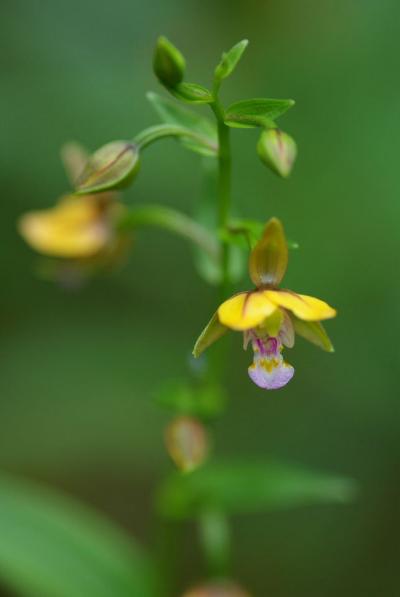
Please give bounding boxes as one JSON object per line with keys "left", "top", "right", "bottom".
{"left": 147, "top": 92, "right": 218, "bottom": 156}
{"left": 193, "top": 312, "right": 228, "bottom": 358}
{"left": 214, "top": 39, "right": 249, "bottom": 82}
{"left": 171, "top": 82, "right": 214, "bottom": 104}
{"left": 224, "top": 98, "right": 295, "bottom": 128}
{"left": 292, "top": 317, "right": 334, "bottom": 352}
{"left": 76, "top": 141, "right": 140, "bottom": 194}
{"left": 249, "top": 217, "right": 288, "bottom": 287}
{"left": 0, "top": 472, "right": 154, "bottom": 597}
{"left": 157, "top": 460, "right": 357, "bottom": 519}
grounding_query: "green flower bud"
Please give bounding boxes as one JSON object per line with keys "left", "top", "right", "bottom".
{"left": 257, "top": 128, "right": 297, "bottom": 178}
{"left": 164, "top": 416, "right": 208, "bottom": 473}
{"left": 153, "top": 36, "right": 186, "bottom": 88}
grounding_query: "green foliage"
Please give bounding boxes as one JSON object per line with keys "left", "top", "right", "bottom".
{"left": 157, "top": 461, "right": 357, "bottom": 520}
{"left": 214, "top": 39, "right": 249, "bottom": 83}
{"left": 224, "top": 98, "right": 294, "bottom": 128}
{"left": 153, "top": 36, "right": 186, "bottom": 88}
{"left": 75, "top": 141, "right": 140, "bottom": 194}
{"left": 147, "top": 92, "right": 218, "bottom": 156}
{"left": 0, "top": 472, "right": 154, "bottom": 597}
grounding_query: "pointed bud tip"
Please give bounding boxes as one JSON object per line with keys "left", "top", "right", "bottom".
{"left": 153, "top": 36, "right": 186, "bottom": 88}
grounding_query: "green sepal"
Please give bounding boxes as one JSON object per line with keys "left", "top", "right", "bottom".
{"left": 153, "top": 36, "right": 185, "bottom": 88}
{"left": 60, "top": 142, "right": 89, "bottom": 185}
{"left": 157, "top": 460, "right": 357, "bottom": 520}
{"left": 257, "top": 128, "right": 297, "bottom": 178}
{"left": 249, "top": 217, "right": 288, "bottom": 287}
{"left": 214, "top": 39, "right": 249, "bottom": 83}
{"left": 75, "top": 141, "right": 140, "bottom": 194}
{"left": 193, "top": 312, "right": 228, "bottom": 358}
{"left": 171, "top": 82, "right": 214, "bottom": 104}
{"left": 156, "top": 380, "right": 227, "bottom": 419}
{"left": 292, "top": 317, "right": 335, "bottom": 352}
{"left": 146, "top": 92, "right": 218, "bottom": 156}
{"left": 224, "top": 98, "right": 294, "bottom": 128}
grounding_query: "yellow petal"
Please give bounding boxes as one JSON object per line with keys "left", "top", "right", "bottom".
{"left": 264, "top": 290, "right": 336, "bottom": 321}
{"left": 249, "top": 217, "right": 288, "bottom": 287}
{"left": 18, "top": 196, "right": 110, "bottom": 258}
{"left": 218, "top": 291, "right": 277, "bottom": 331}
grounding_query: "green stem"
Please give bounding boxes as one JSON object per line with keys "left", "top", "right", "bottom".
{"left": 118, "top": 204, "right": 220, "bottom": 263}
{"left": 198, "top": 509, "right": 231, "bottom": 579}
{"left": 211, "top": 98, "right": 232, "bottom": 299}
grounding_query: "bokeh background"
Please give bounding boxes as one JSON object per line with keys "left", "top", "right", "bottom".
{"left": 1, "top": 0, "right": 400, "bottom": 595}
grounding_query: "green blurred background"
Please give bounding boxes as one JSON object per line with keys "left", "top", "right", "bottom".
{"left": 1, "top": 0, "right": 400, "bottom": 595}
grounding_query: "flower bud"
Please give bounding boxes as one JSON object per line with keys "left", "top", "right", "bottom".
{"left": 257, "top": 128, "right": 297, "bottom": 178}
{"left": 182, "top": 581, "right": 251, "bottom": 597}
{"left": 153, "top": 36, "right": 186, "bottom": 88}
{"left": 164, "top": 416, "right": 208, "bottom": 473}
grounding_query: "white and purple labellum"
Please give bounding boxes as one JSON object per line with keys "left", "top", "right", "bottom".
{"left": 247, "top": 335, "right": 294, "bottom": 390}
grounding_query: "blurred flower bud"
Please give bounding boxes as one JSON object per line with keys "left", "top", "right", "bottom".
{"left": 257, "top": 128, "right": 297, "bottom": 178}
{"left": 165, "top": 416, "right": 208, "bottom": 473}
{"left": 182, "top": 581, "right": 251, "bottom": 597}
{"left": 153, "top": 36, "right": 186, "bottom": 88}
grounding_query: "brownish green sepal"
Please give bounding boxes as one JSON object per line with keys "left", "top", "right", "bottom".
{"left": 193, "top": 312, "right": 227, "bottom": 358}
{"left": 249, "top": 217, "right": 288, "bottom": 288}
{"left": 75, "top": 141, "right": 140, "bottom": 194}
{"left": 153, "top": 36, "right": 186, "bottom": 88}
{"left": 257, "top": 129, "right": 297, "bottom": 178}
{"left": 292, "top": 317, "right": 335, "bottom": 352}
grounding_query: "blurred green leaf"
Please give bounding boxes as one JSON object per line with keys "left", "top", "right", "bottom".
{"left": 147, "top": 92, "right": 218, "bottom": 156}
{"left": 171, "top": 82, "right": 214, "bottom": 104}
{"left": 0, "top": 472, "right": 154, "bottom": 597}
{"left": 75, "top": 141, "right": 140, "bottom": 194}
{"left": 157, "top": 461, "right": 357, "bottom": 519}
{"left": 224, "top": 98, "right": 294, "bottom": 128}
{"left": 214, "top": 39, "right": 249, "bottom": 83}
{"left": 156, "top": 380, "right": 227, "bottom": 419}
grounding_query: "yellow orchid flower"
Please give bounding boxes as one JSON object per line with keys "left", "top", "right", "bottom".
{"left": 193, "top": 218, "right": 336, "bottom": 390}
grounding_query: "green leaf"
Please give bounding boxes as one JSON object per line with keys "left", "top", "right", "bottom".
{"left": 292, "top": 317, "right": 335, "bottom": 352}
{"left": 146, "top": 92, "right": 218, "bottom": 156}
{"left": 156, "top": 380, "right": 227, "bottom": 419}
{"left": 153, "top": 36, "right": 185, "bottom": 88}
{"left": 171, "top": 82, "right": 214, "bottom": 104}
{"left": 0, "top": 471, "right": 154, "bottom": 597}
{"left": 193, "top": 312, "right": 228, "bottom": 358}
{"left": 224, "top": 98, "right": 295, "bottom": 128}
{"left": 75, "top": 141, "right": 140, "bottom": 194}
{"left": 214, "top": 39, "right": 248, "bottom": 82}
{"left": 157, "top": 461, "right": 357, "bottom": 520}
